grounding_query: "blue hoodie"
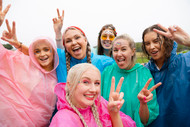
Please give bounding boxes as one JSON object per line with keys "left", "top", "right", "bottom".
{"left": 146, "top": 42, "right": 190, "bottom": 127}
{"left": 56, "top": 48, "right": 114, "bottom": 83}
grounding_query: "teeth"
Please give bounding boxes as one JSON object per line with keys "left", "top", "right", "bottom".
{"left": 40, "top": 57, "right": 48, "bottom": 61}
{"left": 85, "top": 95, "right": 94, "bottom": 98}
{"left": 73, "top": 47, "right": 80, "bottom": 50}
{"left": 151, "top": 51, "right": 157, "bottom": 54}
{"left": 118, "top": 59, "right": 125, "bottom": 62}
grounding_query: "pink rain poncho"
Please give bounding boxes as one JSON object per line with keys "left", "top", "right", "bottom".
{"left": 50, "top": 83, "right": 136, "bottom": 127}
{"left": 0, "top": 37, "right": 59, "bottom": 127}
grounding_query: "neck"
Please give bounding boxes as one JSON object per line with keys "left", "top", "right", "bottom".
{"left": 103, "top": 49, "right": 111, "bottom": 56}
{"left": 125, "top": 62, "right": 135, "bottom": 70}
{"left": 43, "top": 63, "right": 54, "bottom": 72}
{"left": 155, "top": 58, "right": 165, "bottom": 69}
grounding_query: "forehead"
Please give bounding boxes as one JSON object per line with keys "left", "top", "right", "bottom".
{"left": 64, "top": 29, "right": 83, "bottom": 38}
{"left": 113, "top": 39, "right": 129, "bottom": 48}
{"left": 144, "top": 31, "right": 157, "bottom": 41}
{"left": 81, "top": 69, "right": 100, "bottom": 80}
{"left": 102, "top": 29, "right": 114, "bottom": 35}
{"left": 34, "top": 40, "right": 52, "bottom": 49}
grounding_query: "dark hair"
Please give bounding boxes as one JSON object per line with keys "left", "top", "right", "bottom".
{"left": 142, "top": 24, "right": 174, "bottom": 60}
{"left": 97, "top": 24, "right": 117, "bottom": 56}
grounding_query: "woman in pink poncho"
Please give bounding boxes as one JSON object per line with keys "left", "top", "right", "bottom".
{"left": 50, "top": 63, "right": 136, "bottom": 127}
{"left": 0, "top": 20, "right": 59, "bottom": 126}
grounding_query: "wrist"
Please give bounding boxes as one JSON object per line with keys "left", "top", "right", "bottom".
{"left": 15, "top": 41, "right": 22, "bottom": 49}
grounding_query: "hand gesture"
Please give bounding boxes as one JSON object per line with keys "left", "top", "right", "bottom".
{"left": 0, "top": 0, "right": 11, "bottom": 26}
{"left": 52, "top": 8, "right": 64, "bottom": 34}
{"left": 108, "top": 77, "right": 124, "bottom": 114}
{"left": 1, "top": 19, "right": 19, "bottom": 48}
{"left": 138, "top": 78, "right": 161, "bottom": 104}
{"left": 153, "top": 24, "right": 190, "bottom": 47}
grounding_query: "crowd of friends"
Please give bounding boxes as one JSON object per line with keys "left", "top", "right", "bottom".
{"left": 0, "top": 0, "right": 190, "bottom": 127}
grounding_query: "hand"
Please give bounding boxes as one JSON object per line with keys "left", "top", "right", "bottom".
{"left": 153, "top": 24, "right": 190, "bottom": 47}
{"left": 138, "top": 78, "right": 161, "bottom": 104}
{"left": 1, "top": 19, "right": 20, "bottom": 48}
{"left": 0, "top": 0, "right": 11, "bottom": 26}
{"left": 52, "top": 8, "right": 64, "bottom": 34}
{"left": 108, "top": 77, "right": 125, "bottom": 114}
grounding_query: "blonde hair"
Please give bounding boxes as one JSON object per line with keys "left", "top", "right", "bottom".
{"left": 65, "top": 63, "right": 102, "bottom": 127}
{"left": 63, "top": 27, "right": 92, "bottom": 73}
{"left": 112, "top": 34, "right": 136, "bottom": 64}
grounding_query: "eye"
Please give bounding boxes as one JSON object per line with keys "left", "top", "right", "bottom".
{"left": 144, "top": 42, "right": 150, "bottom": 46}
{"left": 109, "top": 35, "right": 115, "bottom": 41}
{"left": 101, "top": 35, "right": 107, "bottom": 40}
{"left": 121, "top": 48, "right": 126, "bottom": 51}
{"left": 65, "top": 39, "right": 71, "bottom": 43}
{"left": 44, "top": 48, "right": 50, "bottom": 52}
{"left": 75, "top": 36, "right": 81, "bottom": 40}
{"left": 34, "top": 50, "right": 40, "bottom": 54}
{"left": 82, "top": 80, "right": 90, "bottom": 85}
{"left": 113, "top": 49, "right": 118, "bottom": 52}
{"left": 94, "top": 81, "right": 100, "bottom": 86}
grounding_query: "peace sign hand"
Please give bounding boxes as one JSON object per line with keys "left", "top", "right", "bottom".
{"left": 153, "top": 24, "right": 190, "bottom": 47}
{"left": 52, "top": 8, "right": 64, "bottom": 34}
{"left": 0, "top": 0, "right": 11, "bottom": 26}
{"left": 137, "top": 78, "right": 162, "bottom": 104}
{"left": 1, "top": 19, "right": 19, "bottom": 48}
{"left": 108, "top": 77, "right": 124, "bottom": 114}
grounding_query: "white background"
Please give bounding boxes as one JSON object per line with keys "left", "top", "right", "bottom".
{"left": 1, "top": 0, "right": 190, "bottom": 47}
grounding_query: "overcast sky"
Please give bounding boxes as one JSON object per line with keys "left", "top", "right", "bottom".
{"left": 1, "top": 0, "right": 190, "bottom": 47}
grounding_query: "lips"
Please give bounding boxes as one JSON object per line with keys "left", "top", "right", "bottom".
{"left": 103, "top": 40, "right": 111, "bottom": 47}
{"left": 84, "top": 94, "right": 96, "bottom": 100}
{"left": 39, "top": 57, "right": 49, "bottom": 61}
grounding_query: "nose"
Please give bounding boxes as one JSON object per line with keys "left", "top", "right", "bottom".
{"left": 150, "top": 43, "right": 156, "bottom": 49}
{"left": 72, "top": 40, "right": 77, "bottom": 45}
{"left": 40, "top": 51, "right": 46, "bottom": 56}
{"left": 117, "top": 50, "right": 122, "bottom": 56}
{"left": 89, "top": 84, "right": 96, "bottom": 92}
{"left": 106, "top": 36, "right": 110, "bottom": 41}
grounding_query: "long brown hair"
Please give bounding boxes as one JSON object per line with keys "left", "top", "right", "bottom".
{"left": 97, "top": 24, "right": 117, "bottom": 56}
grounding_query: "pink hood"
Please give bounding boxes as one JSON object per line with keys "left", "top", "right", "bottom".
{"left": 50, "top": 83, "right": 136, "bottom": 127}
{"left": 0, "top": 37, "right": 59, "bottom": 127}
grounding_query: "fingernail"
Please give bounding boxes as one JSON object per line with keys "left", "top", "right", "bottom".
{"left": 173, "top": 29, "right": 176, "bottom": 32}
{"left": 144, "top": 97, "right": 147, "bottom": 103}
{"left": 117, "top": 105, "right": 120, "bottom": 108}
{"left": 117, "top": 102, "right": 121, "bottom": 105}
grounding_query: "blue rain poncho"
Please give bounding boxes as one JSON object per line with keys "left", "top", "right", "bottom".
{"left": 146, "top": 42, "right": 190, "bottom": 127}
{"left": 56, "top": 48, "right": 114, "bottom": 83}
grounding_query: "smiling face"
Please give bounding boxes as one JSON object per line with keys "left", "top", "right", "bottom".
{"left": 64, "top": 29, "right": 87, "bottom": 59}
{"left": 143, "top": 31, "right": 166, "bottom": 64}
{"left": 100, "top": 29, "right": 115, "bottom": 49}
{"left": 34, "top": 42, "right": 54, "bottom": 71}
{"left": 70, "top": 69, "right": 101, "bottom": 108}
{"left": 113, "top": 39, "right": 135, "bottom": 70}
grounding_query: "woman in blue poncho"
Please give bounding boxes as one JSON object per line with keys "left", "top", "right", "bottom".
{"left": 53, "top": 9, "right": 114, "bottom": 83}
{"left": 142, "top": 24, "right": 190, "bottom": 127}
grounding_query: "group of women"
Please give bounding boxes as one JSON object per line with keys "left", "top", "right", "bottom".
{"left": 0, "top": 0, "right": 190, "bottom": 127}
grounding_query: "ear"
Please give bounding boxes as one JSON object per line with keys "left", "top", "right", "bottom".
{"left": 67, "top": 81, "right": 71, "bottom": 90}
{"left": 132, "top": 48, "right": 136, "bottom": 56}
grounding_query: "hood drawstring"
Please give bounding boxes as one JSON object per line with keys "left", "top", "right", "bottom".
{"left": 136, "top": 70, "right": 138, "bottom": 84}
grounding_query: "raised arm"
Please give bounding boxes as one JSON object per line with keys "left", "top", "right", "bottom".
{"left": 137, "top": 78, "right": 161, "bottom": 125}
{"left": 107, "top": 77, "right": 124, "bottom": 127}
{"left": 52, "top": 8, "right": 64, "bottom": 49}
{"left": 1, "top": 20, "right": 29, "bottom": 55}
{"left": 153, "top": 24, "right": 190, "bottom": 47}
{"left": 0, "top": 0, "right": 11, "bottom": 26}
